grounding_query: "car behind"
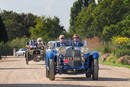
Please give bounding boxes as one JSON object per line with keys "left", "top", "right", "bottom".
{"left": 16, "top": 48, "right": 27, "bottom": 56}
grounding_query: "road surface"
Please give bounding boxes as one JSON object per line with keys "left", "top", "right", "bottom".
{"left": 0, "top": 56, "right": 130, "bottom": 87}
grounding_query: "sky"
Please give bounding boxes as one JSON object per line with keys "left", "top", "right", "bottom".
{"left": 0, "top": 0, "right": 76, "bottom": 30}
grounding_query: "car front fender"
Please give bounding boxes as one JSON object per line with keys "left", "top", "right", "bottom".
{"left": 84, "top": 52, "right": 91, "bottom": 59}
{"left": 92, "top": 51, "right": 99, "bottom": 59}
{"left": 46, "top": 51, "right": 55, "bottom": 67}
{"left": 46, "top": 51, "right": 55, "bottom": 59}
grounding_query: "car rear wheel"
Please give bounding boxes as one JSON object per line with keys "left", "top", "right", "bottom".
{"left": 45, "top": 58, "right": 49, "bottom": 78}
{"left": 41, "top": 54, "right": 44, "bottom": 60}
{"left": 92, "top": 59, "right": 99, "bottom": 80}
{"left": 25, "top": 52, "right": 29, "bottom": 65}
{"left": 49, "top": 59, "right": 55, "bottom": 80}
{"left": 26, "top": 58, "right": 29, "bottom": 65}
{"left": 46, "top": 66, "right": 49, "bottom": 78}
{"left": 85, "top": 73, "right": 91, "bottom": 78}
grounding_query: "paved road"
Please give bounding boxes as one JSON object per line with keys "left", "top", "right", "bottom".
{"left": 0, "top": 56, "right": 130, "bottom": 87}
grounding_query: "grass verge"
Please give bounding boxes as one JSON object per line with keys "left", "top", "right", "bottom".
{"left": 99, "top": 59, "right": 130, "bottom": 69}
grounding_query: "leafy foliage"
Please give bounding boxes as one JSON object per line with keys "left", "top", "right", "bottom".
{"left": 30, "top": 17, "right": 65, "bottom": 41}
{"left": 0, "top": 10, "right": 37, "bottom": 41}
{"left": 0, "top": 16, "right": 8, "bottom": 42}
{"left": 0, "top": 42, "right": 13, "bottom": 56}
{"left": 74, "top": 3, "right": 96, "bottom": 38}
{"left": 101, "top": 45, "right": 111, "bottom": 54}
{"left": 115, "top": 49, "right": 130, "bottom": 58}
{"left": 103, "top": 15, "right": 130, "bottom": 41}
{"left": 105, "top": 56, "right": 117, "bottom": 63}
{"left": 70, "top": 0, "right": 130, "bottom": 40}
{"left": 69, "top": 0, "right": 93, "bottom": 34}
{"left": 8, "top": 37, "right": 29, "bottom": 48}
{"left": 112, "top": 37, "right": 129, "bottom": 47}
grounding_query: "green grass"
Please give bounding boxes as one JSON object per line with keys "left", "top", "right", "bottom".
{"left": 99, "top": 59, "right": 130, "bottom": 69}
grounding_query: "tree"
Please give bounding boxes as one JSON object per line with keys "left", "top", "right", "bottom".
{"left": 30, "top": 16, "right": 65, "bottom": 41}
{"left": 103, "top": 15, "right": 130, "bottom": 41}
{"left": 0, "top": 16, "right": 8, "bottom": 42}
{"left": 0, "top": 10, "right": 37, "bottom": 41}
{"left": 69, "top": 0, "right": 92, "bottom": 34}
{"left": 74, "top": 3, "right": 96, "bottom": 38}
{"left": 8, "top": 37, "right": 29, "bottom": 48}
{"left": 19, "top": 13, "right": 37, "bottom": 37}
{"left": 72, "top": 0, "right": 130, "bottom": 39}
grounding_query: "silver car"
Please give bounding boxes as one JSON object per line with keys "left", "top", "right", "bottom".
{"left": 16, "top": 48, "right": 27, "bottom": 56}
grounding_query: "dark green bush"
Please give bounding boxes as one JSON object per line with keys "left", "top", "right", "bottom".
{"left": 126, "top": 44, "right": 130, "bottom": 49}
{"left": 105, "top": 56, "right": 117, "bottom": 63}
{"left": 0, "top": 42, "right": 13, "bottom": 56}
{"left": 115, "top": 49, "right": 130, "bottom": 57}
{"left": 0, "top": 37, "right": 29, "bottom": 57}
{"left": 110, "top": 56, "right": 117, "bottom": 64}
{"left": 121, "top": 56, "right": 130, "bottom": 65}
{"left": 8, "top": 37, "right": 28, "bottom": 48}
{"left": 101, "top": 45, "right": 111, "bottom": 54}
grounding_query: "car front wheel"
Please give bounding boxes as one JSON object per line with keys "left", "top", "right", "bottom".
{"left": 46, "top": 66, "right": 49, "bottom": 78}
{"left": 25, "top": 52, "right": 29, "bottom": 65}
{"left": 92, "top": 59, "right": 99, "bottom": 80}
{"left": 49, "top": 59, "right": 55, "bottom": 80}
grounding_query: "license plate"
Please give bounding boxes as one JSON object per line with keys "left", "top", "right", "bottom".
{"left": 73, "top": 57, "right": 80, "bottom": 61}
{"left": 69, "top": 57, "right": 73, "bottom": 61}
{"left": 37, "top": 56, "right": 41, "bottom": 58}
{"left": 68, "top": 57, "right": 80, "bottom": 61}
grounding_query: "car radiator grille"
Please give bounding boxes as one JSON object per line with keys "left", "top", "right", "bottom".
{"left": 65, "top": 49, "right": 81, "bottom": 67}
{"left": 33, "top": 50, "right": 40, "bottom": 55}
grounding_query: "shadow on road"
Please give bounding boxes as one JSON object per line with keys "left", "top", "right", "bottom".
{"left": 1, "top": 60, "right": 24, "bottom": 62}
{"left": 98, "top": 77, "right": 130, "bottom": 81}
{"left": 99, "top": 68, "right": 112, "bottom": 70}
{"left": 0, "top": 67, "right": 42, "bottom": 70}
{"left": 56, "top": 77, "right": 130, "bottom": 81}
{"left": 0, "top": 84, "right": 105, "bottom": 87}
{"left": 3, "top": 56, "right": 25, "bottom": 58}
{"left": 29, "top": 63, "right": 45, "bottom": 65}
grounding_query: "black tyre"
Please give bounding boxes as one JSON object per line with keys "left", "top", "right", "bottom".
{"left": 40, "top": 50, "right": 44, "bottom": 61}
{"left": 28, "top": 53, "right": 32, "bottom": 61}
{"left": 92, "top": 59, "right": 99, "bottom": 80}
{"left": 45, "top": 58, "right": 49, "bottom": 78}
{"left": 46, "top": 66, "right": 49, "bottom": 78}
{"left": 26, "top": 58, "right": 29, "bottom": 65}
{"left": 49, "top": 59, "right": 55, "bottom": 80}
{"left": 85, "top": 73, "right": 91, "bottom": 78}
{"left": 25, "top": 52, "right": 29, "bottom": 65}
{"left": 41, "top": 54, "right": 44, "bottom": 60}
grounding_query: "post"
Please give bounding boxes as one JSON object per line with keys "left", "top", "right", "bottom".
{"left": 13, "top": 48, "right": 16, "bottom": 56}
{"left": 0, "top": 54, "right": 1, "bottom": 60}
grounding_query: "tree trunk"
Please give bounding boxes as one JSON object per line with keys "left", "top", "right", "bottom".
{"left": 0, "top": 54, "right": 1, "bottom": 60}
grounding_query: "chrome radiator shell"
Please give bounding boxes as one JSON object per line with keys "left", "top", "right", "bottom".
{"left": 65, "top": 48, "right": 81, "bottom": 67}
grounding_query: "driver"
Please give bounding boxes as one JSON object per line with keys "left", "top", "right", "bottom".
{"left": 29, "top": 37, "right": 37, "bottom": 49}
{"left": 37, "top": 37, "right": 44, "bottom": 49}
{"left": 58, "top": 35, "right": 66, "bottom": 47}
{"left": 73, "top": 34, "right": 83, "bottom": 47}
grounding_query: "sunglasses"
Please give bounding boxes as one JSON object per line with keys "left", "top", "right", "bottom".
{"left": 60, "top": 38, "right": 64, "bottom": 39}
{"left": 74, "top": 37, "right": 79, "bottom": 39}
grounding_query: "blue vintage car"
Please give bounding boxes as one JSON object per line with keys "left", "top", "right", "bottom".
{"left": 45, "top": 40, "right": 99, "bottom": 80}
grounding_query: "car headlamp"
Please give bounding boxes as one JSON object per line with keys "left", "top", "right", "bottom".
{"left": 81, "top": 46, "right": 88, "bottom": 54}
{"left": 58, "top": 46, "right": 66, "bottom": 55}
{"left": 47, "top": 42, "right": 55, "bottom": 48}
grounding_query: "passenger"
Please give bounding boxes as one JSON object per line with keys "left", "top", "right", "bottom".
{"left": 37, "top": 37, "right": 44, "bottom": 49}
{"left": 29, "top": 37, "right": 37, "bottom": 49}
{"left": 25, "top": 42, "right": 29, "bottom": 48}
{"left": 73, "top": 34, "right": 83, "bottom": 47}
{"left": 58, "top": 35, "right": 66, "bottom": 47}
